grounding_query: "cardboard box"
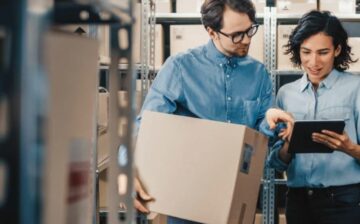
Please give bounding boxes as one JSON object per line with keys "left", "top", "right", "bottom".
{"left": 176, "top": 0, "right": 204, "bottom": 13}
{"left": 249, "top": 25, "right": 264, "bottom": 62}
{"left": 170, "top": 25, "right": 263, "bottom": 62}
{"left": 44, "top": 31, "right": 98, "bottom": 224}
{"left": 348, "top": 37, "right": 360, "bottom": 72}
{"left": 135, "top": 111, "right": 268, "bottom": 224}
{"left": 251, "top": 0, "right": 266, "bottom": 13}
{"left": 319, "top": 0, "right": 355, "bottom": 14}
{"left": 155, "top": 0, "right": 171, "bottom": 13}
{"left": 147, "top": 212, "right": 168, "bottom": 224}
{"left": 277, "top": 0, "right": 317, "bottom": 14}
{"left": 277, "top": 25, "right": 300, "bottom": 70}
{"left": 170, "top": 25, "right": 209, "bottom": 55}
{"left": 254, "top": 213, "right": 286, "bottom": 224}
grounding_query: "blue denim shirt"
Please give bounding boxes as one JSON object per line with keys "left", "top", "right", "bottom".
{"left": 267, "top": 69, "right": 360, "bottom": 187}
{"left": 137, "top": 40, "right": 273, "bottom": 130}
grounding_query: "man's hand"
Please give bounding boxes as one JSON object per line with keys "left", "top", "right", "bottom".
{"left": 266, "top": 108, "right": 294, "bottom": 141}
{"left": 134, "top": 177, "right": 154, "bottom": 213}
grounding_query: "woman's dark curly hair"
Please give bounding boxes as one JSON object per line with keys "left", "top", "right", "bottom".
{"left": 200, "top": 0, "right": 256, "bottom": 31}
{"left": 285, "top": 10, "right": 357, "bottom": 71}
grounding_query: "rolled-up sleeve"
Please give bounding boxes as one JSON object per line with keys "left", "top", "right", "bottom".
{"left": 136, "top": 56, "right": 183, "bottom": 129}
{"left": 267, "top": 139, "right": 289, "bottom": 172}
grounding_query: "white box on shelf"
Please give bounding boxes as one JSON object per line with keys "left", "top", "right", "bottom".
{"left": 277, "top": 0, "right": 317, "bottom": 14}
{"left": 249, "top": 25, "right": 264, "bottom": 62}
{"left": 43, "top": 31, "right": 98, "bottom": 224}
{"left": 320, "top": 0, "right": 356, "bottom": 14}
{"left": 251, "top": 0, "right": 266, "bottom": 13}
{"left": 348, "top": 37, "right": 360, "bottom": 72}
{"left": 176, "top": 0, "right": 205, "bottom": 13}
{"left": 156, "top": 0, "right": 171, "bottom": 13}
{"left": 277, "top": 25, "right": 300, "bottom": 70}
{"left": 170, "top": 25, "right": 209, "bottom": 55}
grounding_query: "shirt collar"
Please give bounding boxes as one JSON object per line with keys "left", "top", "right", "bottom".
{"left": 205, "top": 40, "right": 247, "bottom": 65}
{"left": 299, "top": 69, "right": 340, "bottom": 92}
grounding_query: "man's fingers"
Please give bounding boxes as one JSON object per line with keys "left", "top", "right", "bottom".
{"left": 138, "top": 190, "right": 153, "bottom": 201}
{"left": 135, "top": 178, "right": 153, "bottom": 201}
{"left": 134, "top": 199, "right": 150, "bottom": 213}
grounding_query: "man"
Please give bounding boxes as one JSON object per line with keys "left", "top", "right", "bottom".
{"left": 135, "top": 0, "right": 285, "bottom": 223}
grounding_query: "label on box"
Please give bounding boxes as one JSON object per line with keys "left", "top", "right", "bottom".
{"left": 67, "top": 139, "right": 92, "bottom": 224}
{"left": 240, "top": 144, "right": 253, "bottom": 174}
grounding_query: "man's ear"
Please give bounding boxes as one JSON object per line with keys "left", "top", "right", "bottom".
{"left": 207, "top": 27, "right": 218, "bottom": 40}
{"left": 335, "top": 44, "right": 341, "bottom": 57}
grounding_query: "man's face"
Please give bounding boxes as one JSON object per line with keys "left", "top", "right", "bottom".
{"left": 209, "top": 5, "right": 254, "bottom": 57}
{"left": 300, "top": 32, "right": 341, "bottom": 86}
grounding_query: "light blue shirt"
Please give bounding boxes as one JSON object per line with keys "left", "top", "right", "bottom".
{"left": 267, "top": 69, "right": 360, "bottom": 187}
{"left": 137, "top": 40, "right": 272, "bottom": 129}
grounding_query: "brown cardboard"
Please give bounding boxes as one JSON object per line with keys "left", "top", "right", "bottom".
{"left": 170, "top": 25, "right": 209, "bottom": 55}
{"left": 133, "top": 3, "right": 164, "bottom": 69}
{"left": 249, "top": 25, "right": 264, "bottom": 62}
{"left": 319, "top": 0, "right": 355, "bottom": 14}
{"left": 348, "top": 38, "right": 360, "bottom": 72}
{"left": 277, "top": 25, "right": 300, "bottom": 71}
{"left": 277, "top": 0, "right": 317, "bottom": 14}
{"left": 176, "top": 0, "right": 205, "bottom": 13}
{"left": 43, "top": 31, "right": 98, "bottom": 224}
{"left": 135, "top": 111, "right": 268, "bottom": 224}
{"left": 254, "top": 213, "right": 286, "bottom": 224}
{"left": 147, "top": 212, "right": 168, "bottom": 224}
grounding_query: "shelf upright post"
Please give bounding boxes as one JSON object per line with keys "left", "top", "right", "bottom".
{"left": 106, "top": 1, "right": 137, "bottom": 224}
{"left": 262, "top": 3, "right": 277, "bottom": 224}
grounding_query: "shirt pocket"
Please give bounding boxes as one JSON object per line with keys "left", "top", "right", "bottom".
{"left": 291, "top": 112, "right": 307, "bottom": 120}
{"left": 317, "top": 106, "right": 351, "bottom": 122}
{"left": 243, "top": 99, "right": 260, "bottom": 127}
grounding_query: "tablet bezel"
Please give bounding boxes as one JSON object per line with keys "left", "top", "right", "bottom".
{"left": 288, "top": 120, "right": 345, "bottom": 154}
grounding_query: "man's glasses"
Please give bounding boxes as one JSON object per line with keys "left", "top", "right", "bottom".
{"left": 217, "top": 24, "right": 259, "bottom": 44}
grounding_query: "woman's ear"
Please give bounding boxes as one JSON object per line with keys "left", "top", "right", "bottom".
{"left": 335, "top": 44, "right": 341, "bottom": 57}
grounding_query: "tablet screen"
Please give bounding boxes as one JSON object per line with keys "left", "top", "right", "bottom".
{"left": 288, "top": 120, "right": 345, "bottom": 154}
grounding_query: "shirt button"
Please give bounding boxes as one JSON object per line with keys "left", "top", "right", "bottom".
{"left": 227, "top": 97, "right": 232, "bottom": 101}
{"left": 307, "top": 190, "right": 313, "bottom": 196}
{"left": 227, "top": 120, "right": 231, "bottom": 123}
{"left": 226, "top": 75, "right": 230, "bottom": 78}
{"left": 219, "top": 64, "right": 223, "bottom": 67}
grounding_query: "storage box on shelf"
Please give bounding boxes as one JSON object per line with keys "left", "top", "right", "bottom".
{"left": 176, "top": 0, "right": 205, "bottom": 13}
{"left": 277, "top": 0, "right": 317, "bottom": 14}
{"left": 320, "top": 0, "right": 356, "bottom": 14}
{"left": 170, "top": 25, "right": 209, "bottom": 55}
{"left": 44, "top": 31, "right": 98, "bottom": 224}
{"left": 277, "top": 25, "right": 300, "bottom": 71}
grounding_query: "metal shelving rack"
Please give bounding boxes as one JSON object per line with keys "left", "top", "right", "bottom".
{"left": 0, "top": 0, "right": 137, "bottom": 223}
{"left": 0, "top": 1, "right": 51, "bottom": 223}
{"left": 262, "top": 4, "right": 277, "bottom": 224}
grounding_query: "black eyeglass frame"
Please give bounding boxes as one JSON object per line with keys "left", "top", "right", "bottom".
{"left": 217, "top": 24, "right": 259, "bottom": 44}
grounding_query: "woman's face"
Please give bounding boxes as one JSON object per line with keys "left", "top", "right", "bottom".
{"left": 300, "top": 32, "right": 341, "bottom": 86}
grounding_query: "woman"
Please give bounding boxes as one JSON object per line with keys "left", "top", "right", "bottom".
{"left": 266, "top": 10, "right": 360, "bottom": 224}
